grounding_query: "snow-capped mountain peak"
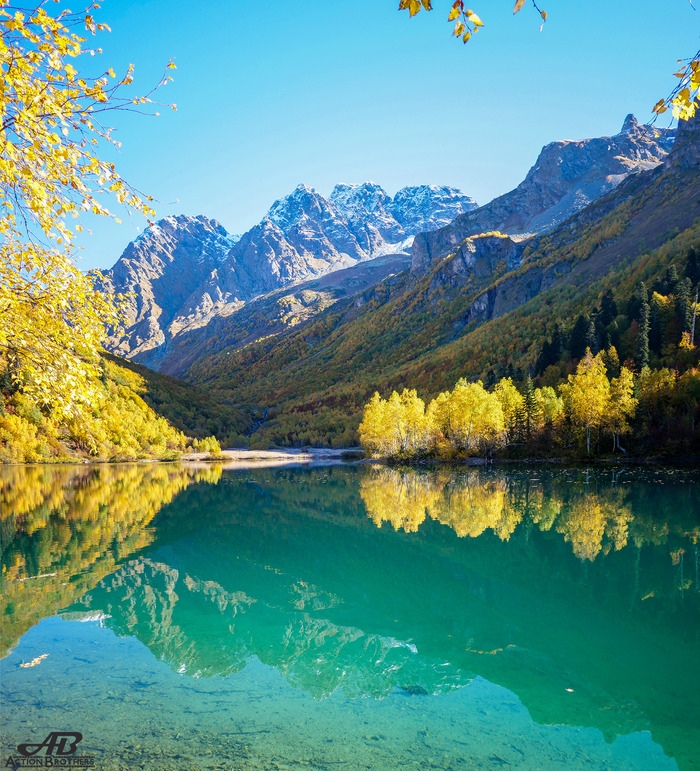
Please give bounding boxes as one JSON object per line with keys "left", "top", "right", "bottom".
{"left": 101, "top": 181, "right": 479, "bottom": 367}
{"left": 390, "top": 185, "right": 479, "bottom": 231}
{"left": 330, "top": 182, "right": 392, "bottom": 217}
{"left": 266, "top": 184, "right": 344, "bottom": 234}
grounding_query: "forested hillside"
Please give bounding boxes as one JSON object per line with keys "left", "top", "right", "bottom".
{"left": 0, "top": 354, "right": 246, "bottom": 462}
{"left": 184, "top": 115, "right": 700, "bottom": 451}
{"left": 103, "top": 354, "right": 250, "bottom": 445}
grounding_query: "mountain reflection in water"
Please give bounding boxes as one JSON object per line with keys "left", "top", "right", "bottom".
{"left": 1, "top": 463, "right": 698, "bottom": 769}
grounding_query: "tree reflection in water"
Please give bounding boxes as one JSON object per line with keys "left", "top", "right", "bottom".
{"left": 0, "top": 463, "right": 222, "bottom": 655}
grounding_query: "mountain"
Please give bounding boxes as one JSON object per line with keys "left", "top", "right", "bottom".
{"left": 156, "top": 252, "right": 411, "bottom": 377}
{"left": 330, "top": 182, "right": 478, "bottom": 248}
{"left": 97, "top": 114, "right": 694, "bottom": 449}
{"left": 181, "top": 113, "right": 699, "bottom": 448}
{"left": 100, "top": 183, "right": 477, "bottom": 368}
{"left": 411, "top": 114, "right": 675, "bottom": 274}
{"left": 96, "top": 215, "right": 240, "bottom": 360}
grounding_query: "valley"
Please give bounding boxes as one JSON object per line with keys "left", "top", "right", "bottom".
{"left": 91, "top": 113, "right": 699, "bottom": 455}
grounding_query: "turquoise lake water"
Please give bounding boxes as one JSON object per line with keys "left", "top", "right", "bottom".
{"left": 1, "top": 463, "right": 698, "bottom": 770}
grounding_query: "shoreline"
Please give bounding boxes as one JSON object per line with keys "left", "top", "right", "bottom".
{"left": 3, "top": 451, "right": 699, "bottom": 469}
{"left": 0, "top": 448, "right": 363, "bottom": 469}
{"left": 180, "top": 447, "right": 358, "bottom": 469}
{"left": 362, "top": 454, "right": 700, "bottom": 468}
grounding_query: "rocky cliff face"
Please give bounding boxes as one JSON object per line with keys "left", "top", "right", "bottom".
{"left": 426, "top": 113, "right": 699, "bottom": 339}
{"left": 101, "top": 182, "right": 477, "bottom": 367}
{"left": 97, "top": 215, "right": 240, "bottom": 359}
{"left": 428, "top": 234, "right": 526, "bottom": 295}
{"left": 411, "top": 115, "right": 676, "bottom": 274}
{"left": 666, "top": 109, "right": 700, "bottom": 169}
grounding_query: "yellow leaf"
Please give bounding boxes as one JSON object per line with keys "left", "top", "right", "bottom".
{"left": 453, "top": 21, "right": 465, "bottom": 36}
{"left": 513, "top": 0, "right": 526, "bottom": 13}
{"left": 421, "top": 0, "right": 432, "bottom": 9}
{"left": 466, "top": 10, "right": 484, "bottom": 26}
{"left": 448, "top": 7, "right": 460, "bottom": 20}
{"left": 407, "top": 0, "right": 421, "bottom": 16}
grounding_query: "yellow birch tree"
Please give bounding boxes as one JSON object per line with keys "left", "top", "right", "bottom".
{"left": 493, "top": 377, "right": 524, "bottom": 444}
{"left": 0, "top": 0, "right": 174, "bottom": 423}
{"left": 606, "top": 367, "right": 637, "bottom": 453}
{"left": 560, "top": 349, "right": 610, "bottom": 456}
{"left": 358, "top": 392, "right": 390, "bottom": 456}
{"left": 433, "top": 379, "right": 503, "bottom": 454}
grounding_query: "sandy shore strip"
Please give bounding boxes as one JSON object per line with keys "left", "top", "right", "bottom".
{"left": 181, "top": 448, "right": 361, "bottom": 468}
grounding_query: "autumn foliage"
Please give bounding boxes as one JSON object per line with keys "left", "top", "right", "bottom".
{"left": 0, "top": 0, "right": 176, "bottom": 436}
{"left": 359, "top": 348, "right": 699, "bottom": 459}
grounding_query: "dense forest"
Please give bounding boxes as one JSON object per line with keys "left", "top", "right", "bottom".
{"left": 359, "top": 248, "right": 700, "bottom": 460}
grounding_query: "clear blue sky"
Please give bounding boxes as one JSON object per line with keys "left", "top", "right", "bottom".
{"left": 74, "top": 0, "right": 700, "bottom": 270}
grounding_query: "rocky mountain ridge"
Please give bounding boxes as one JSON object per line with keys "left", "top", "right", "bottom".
{"left": 411, "top": 114, "right": 676, "bottom": 274}
{"left": 101, "top": 183, "right": 476, "bottom": 366}
{"left": 101, "top": 115, "right": 676, "bottom": 370}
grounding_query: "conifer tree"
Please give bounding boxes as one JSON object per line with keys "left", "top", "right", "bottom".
{"left": 513, "top": 402, "right": 528, "bottom": 444}
{"left": 569, "top": 315, "right": 590, "bottom": 360}
{"left": 585, "top": 318, "right": 599, "bottom": 355}
{"left": 601, "top": 346, "right": 621, "bottom": 380}
{"left": 635, "top": 284, "right": 650, "bottom": 371}
{"left": 686, "top": 246, "right": 700, "bottom": 288}
{"left": 551, "top": 323, "right": 564, "bottom": 361}
{"left": 649, "top": 295, "right": 664, "bottom": 356}
{"left": 676, "top": 277, "right": 693, "bottom": 335}
{"left": 523, "top": 375, "right": 538, "bottom": 442}
{"left": 599, "top": 290, "right": 618, "bottom": 328}
{"left": 663, "top": 265, "right": 680, "bottom": 296}
{"left": 494, "top": 378, "right": 525, "bottom": 444}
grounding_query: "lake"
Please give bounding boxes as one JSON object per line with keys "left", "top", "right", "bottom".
{"left": 1, "top": 462, "right": 698, "bottom": 770}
